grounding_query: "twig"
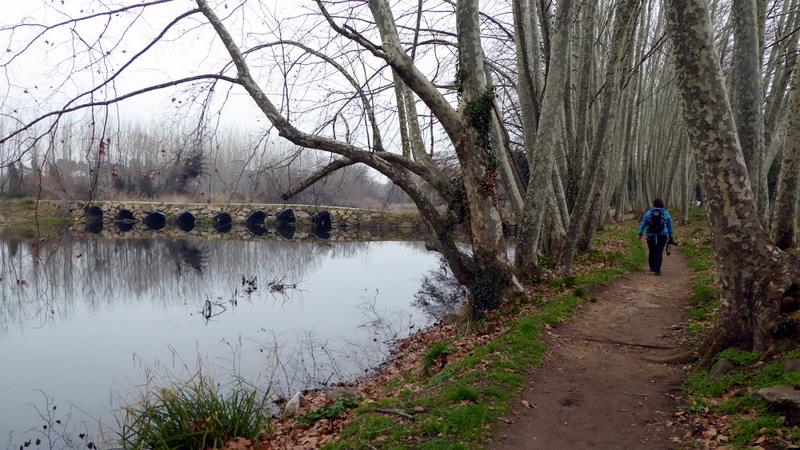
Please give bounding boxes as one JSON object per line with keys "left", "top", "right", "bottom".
{"left": 620, "top": 391, "right": 649, "bottom": 397}
{"left": 374, "top": 408, "right": 415, "bottom": 421}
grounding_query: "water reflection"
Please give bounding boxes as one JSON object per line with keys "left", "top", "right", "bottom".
{"left": 413, "top": 258, "right": 467, "bottom": 320}
{"left": 0, "top": 231, "right": 438, "bottom": 446}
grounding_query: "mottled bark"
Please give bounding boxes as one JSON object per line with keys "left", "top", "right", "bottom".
{"left": 568, "top": 0, "right": 596, "bottom": 209}
{"left": 514, "top": 0, "right": 573, "bottom": 277}
{"left": 485, "top": 78, "right": 525, "bottom": 219}
{"left": 771, "top": 60, "right": 800, "bottom": 250}
{"left": 393, "top": 78, "right": 412, "bottom": 158}
{"left": 731, "top": 0, "right": 768, "bottom": 223}
{"left": 560, "top": 0, "right": 640, "bottom": 275}
{"left": 667, "top": 0, "right": 800, "bottom": 354}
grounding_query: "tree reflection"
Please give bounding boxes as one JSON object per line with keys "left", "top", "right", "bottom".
{"left": 0, "top": 232, "right": 369, "bottom": 333}
{"left": 413, "top": 257, "right": 467, "bottom": 321}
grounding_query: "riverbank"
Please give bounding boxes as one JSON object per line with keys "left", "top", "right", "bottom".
{"left": 197, "top": 222, "right": 648, "bottom": 449}
{"left": 0, "top": 198, "right": 69, "bottom": 225}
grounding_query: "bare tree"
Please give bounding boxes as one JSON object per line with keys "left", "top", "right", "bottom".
{"left": 666, "top": 0, "right": 800, "bottom": 356}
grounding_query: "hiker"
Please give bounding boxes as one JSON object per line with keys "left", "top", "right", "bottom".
{"left": 637, "top": 198, "right": 675, "bottom": 276}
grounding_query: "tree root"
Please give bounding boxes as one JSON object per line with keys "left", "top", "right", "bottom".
{"left": 642, "top": 349, "right": 700, "bottom": 364}
{"left": 577, "top": 336, "right": 678, "bottom": 350}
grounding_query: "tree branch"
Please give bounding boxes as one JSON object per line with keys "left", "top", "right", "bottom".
{"left": 0, "top": 74, "right": 239, "bottom": 145}
{"left": 281, "top": 157, "right": 354, "bottom": 200}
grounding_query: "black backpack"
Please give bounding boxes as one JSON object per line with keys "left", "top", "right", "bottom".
{"left": 649, "top": 209, "right": 665, "bottom": 234}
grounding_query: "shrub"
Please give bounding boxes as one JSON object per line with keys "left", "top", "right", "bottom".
{"left": 117, "top": 377, "right": 269, "bottom": 449}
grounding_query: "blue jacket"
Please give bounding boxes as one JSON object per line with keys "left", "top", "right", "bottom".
{"left": 638, "top": 207, "right": 674, "bottom": 238}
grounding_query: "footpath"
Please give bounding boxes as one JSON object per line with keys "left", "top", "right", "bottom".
{"left": 488, "top": 249, "right": 692, "bottom": 449}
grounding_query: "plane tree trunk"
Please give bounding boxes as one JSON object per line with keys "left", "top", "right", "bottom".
{"left": 666, "top": 0, "right": 800, "bottom": 355}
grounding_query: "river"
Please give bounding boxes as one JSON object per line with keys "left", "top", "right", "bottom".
{"left": 0, "top": 229, "right": 442, "bottom": 448}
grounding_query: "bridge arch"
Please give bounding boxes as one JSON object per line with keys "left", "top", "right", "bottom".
{"left": 143, "top": 212, "right": 167, "bottom": 231}
{"left": 176, "top": 212, "right": 196, "bottom": 232}
{"left": 214, "top": 212, "right": 233, "bottom": 233}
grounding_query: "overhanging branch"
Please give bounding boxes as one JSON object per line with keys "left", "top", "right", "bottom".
{"left": 281, "top": 157, "right": 355, "bottom": 200}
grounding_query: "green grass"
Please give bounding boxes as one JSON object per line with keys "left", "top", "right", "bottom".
{"left": 683, "top": 347, "right": 800, "bottom": 447}
{"left": 117, "top": 377, "right": 269, "bottom": 450}
{"left": 0, "top": 198, "right": 67, "bottom": 224}
{"left": 678, "top": 214, "right": 721, "bottom": 345}
{"left": 680, "top": 208, "right": 800, "bottom": 447}
{"left": 324, "top": 223, "right": 646, "bottom": 449}
{"left": 299, "top": 398, "right": 359, "bottom": 425}
{"left": 423, "top": 341, "right": 453, "bottom": 373}
{"left": 443, "top": 385, "right": 479, "bottom": 403}
{"left": 731, "top": 414, "right": 784, "bottom": 446}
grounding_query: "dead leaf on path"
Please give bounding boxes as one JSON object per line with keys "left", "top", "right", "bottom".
{"left": 501, "top": 417, "right": 514, "bottom": 424}
{"left": 521, "top": 400, "right": 536, "bottom": 409}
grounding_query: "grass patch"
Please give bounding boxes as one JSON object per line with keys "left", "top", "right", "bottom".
{"left": 299, "top": 398, "right": 359, "bottom": 425}
{"left": 117, "top": 377, "right": 269, "bottom": 449}
{"left": 325, "top": 223, "right": 645, "bottom": 449}
{"left": 715, "top": 348, "right": 762, "bottom": 366}
{"left": 678, "top": 214, "right": 721, "bottom": 345}
{"left": 731, "top": 414, "right": 784, "bottom": 446}
{"left": 443, "top": 385, "right": 479, "bottom": 403}
{"left": 0, "top": 198, "right": 67, "bottom": 224}
{"left": 423, "top": 340, "right": 453, "bottom": 373}
{"left": 680, "top": 207, "right": 800, "bottom": 448}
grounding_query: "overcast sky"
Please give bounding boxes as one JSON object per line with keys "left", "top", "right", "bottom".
{"left": 0, "top": 0, "right": 465, "bottom": 173}
{"left": 0, "top": 0, "right": 299, "bottom": 135}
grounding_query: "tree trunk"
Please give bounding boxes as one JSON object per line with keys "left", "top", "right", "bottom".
{"left": 514, "top": 0, "right": 573, "bottom": 278}
{"left": 560, "top": 0, "right": 640, "bottom": 274}
{"left": 731, "top": 0, "right": 768, "bottom": 224}
{"left": 568, "top": 0, "right": 596, "bottom": 210}
{"left": 452, "top": 0, "right": 522, "bottom": 313}
{"left": 666, "top": 0, "right": 800, "bottom": 355}
{"left": 771, "top": 59, "right": 800, "bottom": 250}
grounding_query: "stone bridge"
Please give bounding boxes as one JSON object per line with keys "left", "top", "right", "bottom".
{"left": 70, "top": 201, "right": 424, "bottom": 240}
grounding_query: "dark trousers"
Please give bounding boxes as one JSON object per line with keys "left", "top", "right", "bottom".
{"left": 646, "top": 235, "right": 668, "bottom": 273}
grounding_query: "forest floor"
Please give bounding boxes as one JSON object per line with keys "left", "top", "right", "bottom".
{"left": 487, "top": 245, "right": 692, "bottom": 449}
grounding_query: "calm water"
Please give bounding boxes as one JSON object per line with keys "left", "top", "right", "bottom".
{"left": 0, "top": 232, "right": 440, "bottom": 447}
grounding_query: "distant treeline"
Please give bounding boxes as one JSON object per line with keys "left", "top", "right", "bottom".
{"left": 0, "top": 121, "right": 411, "bottom": 208}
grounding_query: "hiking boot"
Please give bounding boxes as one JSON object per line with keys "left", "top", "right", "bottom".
{"left": 654, "top": 272, "right": 661, "bottom": 276}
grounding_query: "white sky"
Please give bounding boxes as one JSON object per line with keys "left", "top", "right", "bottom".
{"left": 0, "top": 0, "right": 466, "bottom": 170}
{"left": 0, "top": 0, "right": 304, "bottom": 135}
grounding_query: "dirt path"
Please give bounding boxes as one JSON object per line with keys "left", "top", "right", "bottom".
{"left": 488, "top": 247, "right": 692, "bottom": 450}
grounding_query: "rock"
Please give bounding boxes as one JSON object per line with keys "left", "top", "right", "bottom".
{"left": 784, "top": 358, "right": 800, "bottom": 373}
{"left": 283, "top": 392, "right": 307, "bottom": 418}
{"left": 755, "top": 385, "right": 800, "bottom": 425}
{"left": 709, "top": 358, "right": 737, "bottom": 379}
{"left": 324, "top": 386, "right": 356, "bottom": 402}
